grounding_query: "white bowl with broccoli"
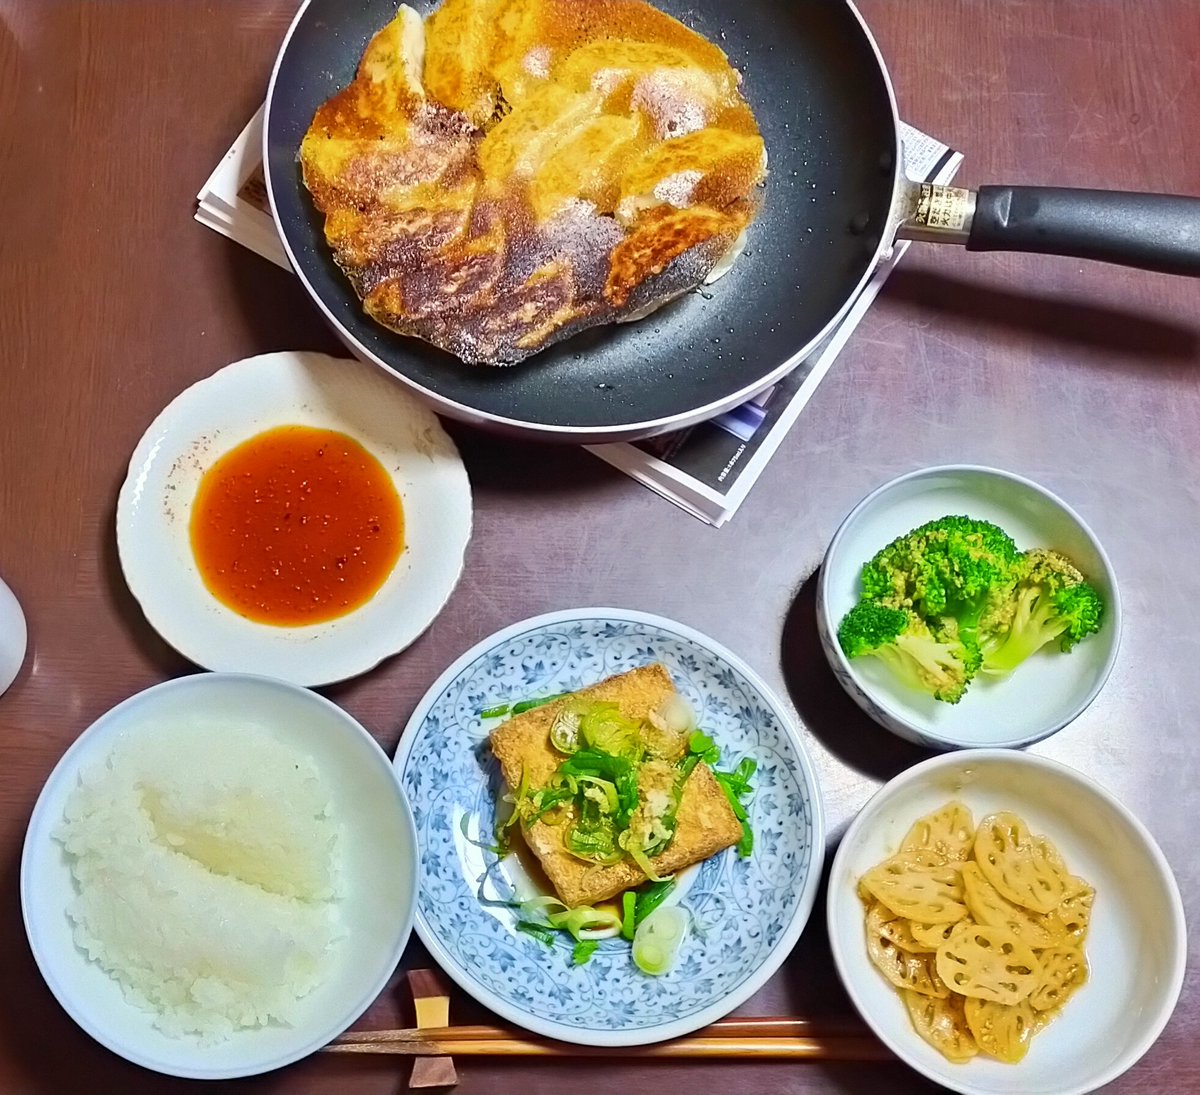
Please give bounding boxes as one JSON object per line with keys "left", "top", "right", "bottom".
{"left": 816, "top": 465, "right": 1121, "bottom": 750}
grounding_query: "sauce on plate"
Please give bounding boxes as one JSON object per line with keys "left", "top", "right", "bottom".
{"left": 189, "top": 425, "right": 403, "bottom": 626}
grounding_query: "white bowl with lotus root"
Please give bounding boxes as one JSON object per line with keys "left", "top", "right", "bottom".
{"left": 827, "top": 750, "right": 1185, "bottom": 1095}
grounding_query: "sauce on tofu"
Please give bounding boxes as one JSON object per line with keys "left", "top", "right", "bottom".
{"left": 189, "top": 425, "right": 403, "bottom": 626}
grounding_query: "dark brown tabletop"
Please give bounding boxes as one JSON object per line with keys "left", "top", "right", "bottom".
{"left": 2, "top": 1, "right": 1198, "bottom": 1092}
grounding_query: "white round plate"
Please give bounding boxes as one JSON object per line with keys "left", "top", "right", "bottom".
{"left": 21, "top": 673, "right": 419, "bottom": 1080}
{"left": 828, "top": 750, "right": 1186, "bottom": 1095}
{"left": 817, "top": 465, "right": 1121, "bottom": 749}
{"left": 116, "top": 351, "right": 472, "bottom": 686}
{"left": 393, "top": 608, "right": 825, "bottom": 1046}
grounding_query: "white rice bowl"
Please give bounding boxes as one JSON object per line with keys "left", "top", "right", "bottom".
{"left": 54, "top": 723, "right": 342, "bottom": 1042}
{"left": 21, "top": 673, "right": 418, "bottom": 1079}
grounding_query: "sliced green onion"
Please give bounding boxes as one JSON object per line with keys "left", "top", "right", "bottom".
{"left": 501, "top": 768, "right": 530, "bottom": 823}
{"left": 549, "top": 707, "right": 583, "bottom": 754}
{"left": 492, "top": 767, "right": 528, "bottom": 849}
{"left": 459, "top": 811, "right": 503, "bottom": 855}
{"left": 547, "top": 906, "right": 622, "bottom": 941}
{"left": 518, "top": 897, "right": 620, "bottom": 944}
{"left": 621, "top": 833, "right": 668, "bottom": 882}
{"left": 714, "top": 780, "right": 748, "bottom": 821}
{"left": 512, "top": 693, "right": 569, "bottom": 715}
{"left": 564, "top": 843, "right": 623, "bottom": 867}
{"left": 687, "top": 730, "right": 720, "bottom": 765}
{"left": 518, "top": 895, "right": 569, "bottom": 919}
{"left": 572, "top": 940, "right": 600, "bottom": 966}
{"left": 527, "top": 786, "right": 573, "bottom": 822}
{"left": 481, "top": 693, "right": 570, "bottom": 721}
{"left": 712, "top": 757, "right": 756, "bottom": 860}
{"left": 560, "top": 749, "right": 640, "bottom": 828}
{"left": 635, "top": 879, "right": 676, "bottom": 926}
{"left": 714, "top": 757, "right": 756, "bottom": 797}
{"left": 649, "top": 694, "right": 696, "bottom": 736}
{"left": 577, "top": 775, "right": 619, "bottom": 814}
{"left": 614, "top": 770, "right": 640, "bottom": 827}
{"left": 733, "top": 757, "right": 757, "bottom": 785}
{"left": 564, "top": 813, "right": 622, "bottom": 864}
{"left": 579, "top": 704, "right": 642, "bottom": 759}
{"left": 516, "top": 920, "right": 557, "bottom": 946}
{"left": 632, "top": 906, "right": 690, "bottom": 975}
{"left": 621, "top": 891, "right": 637, "bottom": 941}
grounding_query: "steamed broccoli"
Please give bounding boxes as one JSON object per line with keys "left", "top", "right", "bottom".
{"left": 980, "top": 549, "right": 1105, "bottom": 674}
{"left": 837, "top": 601, "right": 975, "bottom": 704}
{"left": 858, "top": 516, "right": 1020, "bottom": 655}
{"left": 839, "top": 516, "right": 1105, "bottom": 703}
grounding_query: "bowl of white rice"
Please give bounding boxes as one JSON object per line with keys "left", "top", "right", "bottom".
{"left": 20, "top": 672, "right": 418, "bottom": 1079}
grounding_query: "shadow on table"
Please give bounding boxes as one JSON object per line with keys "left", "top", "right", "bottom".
{"left": 884, "top": 266, "right": 1200, "bottom": 363}
{"left": 446, "top": 423, "right": 621, "bottom": 495}
{"left": 780, "top": 570, "right": 932, "bottom": 783}
{"left": 222, "top": 243, "right": 344, "bottom": 361}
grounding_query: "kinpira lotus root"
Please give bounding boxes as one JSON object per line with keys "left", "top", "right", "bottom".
{"left": 858, "top": 802, "right": 1092, "bottom": 1064}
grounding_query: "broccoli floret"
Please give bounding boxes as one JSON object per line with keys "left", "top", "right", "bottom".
{"left": 932, "top": 615, "right": 983, "bottom": 677}
{"left": 981, "top": 549, "right": 1105, "bottom": 674}
{"left": 837, "top": 601, "right": 975, "bottom": 704}
{"left": 859, "top": 516, "right": 1020, "bottom": 650}
{"left": 979, "top": 548, "right": 1079, "bottom": 639}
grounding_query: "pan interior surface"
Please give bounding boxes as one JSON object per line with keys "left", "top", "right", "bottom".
{"left": 266, "top": 0, "right": 897, "bottom": 433}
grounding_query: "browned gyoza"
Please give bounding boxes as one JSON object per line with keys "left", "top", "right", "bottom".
{"left": 300, "top": 0, "right": 766, "bottom": 366}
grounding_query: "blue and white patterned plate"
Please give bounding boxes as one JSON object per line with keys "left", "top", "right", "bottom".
{"left": 394, "top": 608, "right": 825, "bottom": 1046}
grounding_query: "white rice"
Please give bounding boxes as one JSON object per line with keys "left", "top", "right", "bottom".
{"left": 54, "top": 722, "right": 342, "bottom": 1042}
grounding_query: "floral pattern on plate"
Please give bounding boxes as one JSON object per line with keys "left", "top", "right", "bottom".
{"left": 395, "top": 609, "right": 825, "bottom": 1045}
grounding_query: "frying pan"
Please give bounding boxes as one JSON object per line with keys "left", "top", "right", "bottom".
{"left": 264, "top": 0, "right": 1200, "bottom": 443}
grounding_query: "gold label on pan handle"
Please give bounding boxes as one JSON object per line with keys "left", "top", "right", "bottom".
{"left": 895, "top": 183, "right": 976, "bottom": 245}
{"left": 899, "top": 183, "right": 977, "bottom": 244}
{"left": 915, "top": 184, "right": 971, "bottom": 231}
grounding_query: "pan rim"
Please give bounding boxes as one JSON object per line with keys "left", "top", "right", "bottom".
{"left": 263, "top": 0, "right": 902, "bottom": 442}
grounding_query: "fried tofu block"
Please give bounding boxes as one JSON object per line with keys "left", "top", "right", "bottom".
{"left": 489, "top": 664, "right": 743, "bottom": 908}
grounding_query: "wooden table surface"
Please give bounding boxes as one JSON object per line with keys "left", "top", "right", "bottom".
{"left": 2, "top": 1, "right": 1198, "bottom": 1092}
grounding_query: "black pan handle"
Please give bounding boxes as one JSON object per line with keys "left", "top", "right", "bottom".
{"left": 968, "top": 186, "right": 1200, "bottom": 276}
{"left": 897, "top": 182, "right": 1200, "bottom": 276}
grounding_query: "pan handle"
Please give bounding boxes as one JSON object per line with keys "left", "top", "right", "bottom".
{"left": 896, "top": 183, "right": 1200, "bottom": 276}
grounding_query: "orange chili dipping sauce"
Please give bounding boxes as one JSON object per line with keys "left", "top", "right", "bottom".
{"left": 189, "top": 425, "right": 404, "bottom": 626}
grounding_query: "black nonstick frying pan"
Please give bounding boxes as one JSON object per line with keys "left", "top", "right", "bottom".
{"left": 264, "top": 0, "right": 1200, "bottom": 443}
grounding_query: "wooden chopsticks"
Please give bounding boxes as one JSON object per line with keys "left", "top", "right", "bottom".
{"left": 327, "top": 1015, "right": 890, "bottom": 1060}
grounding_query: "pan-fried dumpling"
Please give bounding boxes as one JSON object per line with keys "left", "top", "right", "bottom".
{"left": 301, "top": 0, "right": 766, "bottom": 365}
